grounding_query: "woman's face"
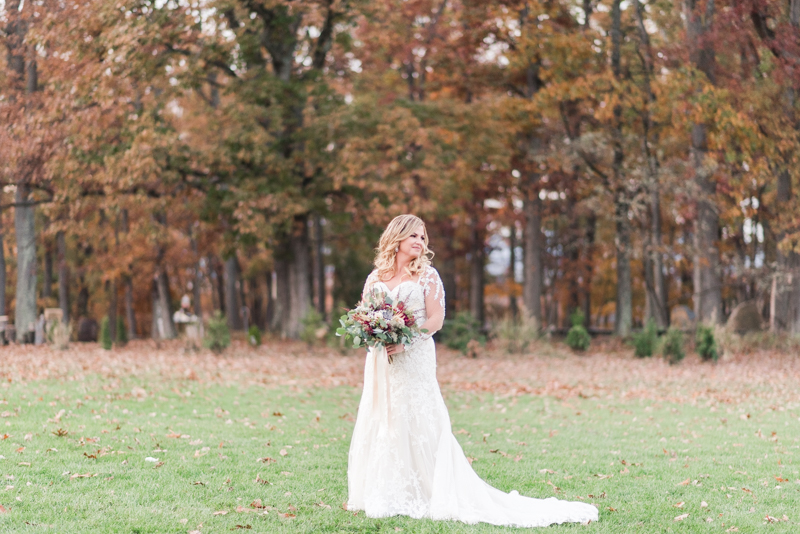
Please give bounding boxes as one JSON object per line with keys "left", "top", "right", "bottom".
{"left": 397, "top": 224, "right": 426, "bottom": 259}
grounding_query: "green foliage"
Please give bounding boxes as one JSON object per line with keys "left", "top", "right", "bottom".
{"left": 660, "top": 327, "right": 685, "bottom": 364}
{"left": 565, "top": 310, "right": 590, "bottom": 351}
{"left": 248, "top": 325, "right": 262, "bottom": 347}
{"left": 631, "top": 319, "right": 658, "bottom": 358}
{"left": 301, "top": 307, "right": 327, "bottom": 346}
{"left": 440, "top": 311, "right": 485, "bottom": 354}
{"left": 203, "top": 311, "right": 230, "bottom": 354}
{"left": 116, "top": 316, "right": 127, "bottom": 346}
{"left": 100, "top": 317, "right": 112, "bottom": 350}
{"left": 492, "top": 313, "right": 539, "bottom": 354}
{"left": 695, "top": 324, "right": 719, "bottom": 362}
{"left": 569, "top": 309, "right": 585, "bottom": 328}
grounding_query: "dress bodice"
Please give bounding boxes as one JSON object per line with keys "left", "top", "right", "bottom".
{"left": 361, "top": 265, "right": 446, "bottom": 337}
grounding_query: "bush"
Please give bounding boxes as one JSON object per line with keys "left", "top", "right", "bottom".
{"left": 100, "top": 317, "right": 112, "bottom": 350}
{"left": 695, "top": 324, "right": 719, "bottom": 362}
{"left": 204, "top": 311, "right": 230, "bottom": 354}
{"left": 248, "top": 325, "right": 262, "bottom": 347}
{"left": 492, "top": 311, "right": 540, "bottom": 354}
{"left": 116, "top": 316, "right": 127, "bottom": 346}
{"left": 300, "top": 307, "right": 328, "bottom": 346}
{"left": 565, "top": 310, "right": 591, "bottom": 352}
{"left": 660, "top": 327, "right": 685, "bottom": 364}
{"left": 441, "top": 311, "right": 485, "bottom": 355}
{"left": 631, "top": 319, "right": 658, "bottom": 358}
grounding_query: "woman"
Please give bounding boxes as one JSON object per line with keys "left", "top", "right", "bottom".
{"left": 347, "top": 214, "right": 599, "bottom": 527}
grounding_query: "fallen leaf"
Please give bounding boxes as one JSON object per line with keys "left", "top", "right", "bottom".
{"left": 250, "top": 499, "right": 266, "bottom": 509}
{"left": 213, "top": 510, "right": 228, "bottom": 516}
{"left": 673, "top": 502, "right": 685, "bottom": 508}
{"left": 701, "top": 501, "right": 708, "bottom": 508}
{"left": 69, "top": 473, "right": 96, "bottom": 480}
{"left": 674, "top": 513, "right": 689, "bottom": 521}
{"left": 232, "top": 526, "right": 251, "bottom": 530}
{"left": 279, "top": 449, "right": 288, "bottom": 457}
{"left": 726, "top": 527, "right": 738, "bottom": 532}
{"left": 677, "top": 478, "right": 690, "bottom": 486}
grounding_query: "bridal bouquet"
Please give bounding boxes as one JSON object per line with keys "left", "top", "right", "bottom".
{"left": 336, "top": 289, "right": 426, "bottom": 362}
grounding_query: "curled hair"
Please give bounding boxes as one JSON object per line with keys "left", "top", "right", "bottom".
{"left": 374, "top": 214, "right": 433, "bottom": 282}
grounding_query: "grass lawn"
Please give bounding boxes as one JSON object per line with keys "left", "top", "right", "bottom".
{"left": 0, "top": 340, "right": 799, "bottom": 533}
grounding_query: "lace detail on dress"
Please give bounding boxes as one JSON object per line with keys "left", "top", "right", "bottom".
{"left": 419, "top": 266, "right": 446, "bottom": 319}
{"left": 347, "top": 266, "right": 598, "bottom": 527}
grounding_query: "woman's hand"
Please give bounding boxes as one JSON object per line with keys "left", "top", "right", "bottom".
{"left": 385, "top": 343, "right": 405, "bottom": 363}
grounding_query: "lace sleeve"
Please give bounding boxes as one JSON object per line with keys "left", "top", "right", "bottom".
{"left": 420, "top": 266, "right": 446, "bottom": 318}
{"left": 361, "top": 269, "right": 379, "bottom": 302}
{"left": 418, "top": 266, "right": 446, "bottom": 340}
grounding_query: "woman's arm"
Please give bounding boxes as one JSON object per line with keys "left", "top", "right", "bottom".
{"left": 418, "top": 266, "right": 446, "bottom": 339}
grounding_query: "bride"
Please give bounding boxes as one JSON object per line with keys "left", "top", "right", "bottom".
{"left": 347, "top": 214, "right": 599, "bottom": 527}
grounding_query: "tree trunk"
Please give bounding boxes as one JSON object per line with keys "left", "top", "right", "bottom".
{"left": 635, "top": 0, "right": 668, "bottom": 328}
{"left": 523, "top": 187, "right": 543, "bottom": 325}
{"left": 224, "top": 254, "right": 244, "bottom": 330}
{"left": 685, "top": 0, "right": 722, "bottom": 324}
{"left": 314, "top": 213, "right": 326, "bottom": 317}
{"left": 15, "top": 183, "right": 37, "bottom": 343}
{"left": 469, "top": 219, "right": 485, "bottom": 328}
{"left": 770, "top": 4, "right": 800, "bottom": 332}
{"left": 57, "top": 231, "right": 69, "bottom": 323}
{"left": 155, "top": 267, "right": 176, "bottom": 339}
{"left": 250, "top": 276, "right": 264, "bottom": 330}
{"left": 265, "top": 271, "right": 275, "bottom": 331}
{"left": 151, "top": 279, "right": 162, "bottom": 340}
{"left": 124, "top": 276, "right": 137, "bottom": 339}
{"left": 509, "top": 224, "right": 518, "bottom": 321}
{"left": 582, "top": 214, "right": 596, "bottom": 328}
{"left": 43, "top": 236, "right": 53, "bottom": 300}
{"left": 272, "top": 260, "right": 291, "bottom": 335}
{"left": 0, "top": 215, "right": 6, "bottom": 317}
{"left": 189, "top": 224, "right": 203, "bottom": 319}
{"left": 615, "top": 194, "right": 633, "bottom": 336}
{"left": 611, "top": 0, "right": 632, "bottom": 336}
{"left": 106, "top": 279, "right": 117, "bottom": 343}
{"left": 284, "top": 215, "right": 312, "bottom": 339}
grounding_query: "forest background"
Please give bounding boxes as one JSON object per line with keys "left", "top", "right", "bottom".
{"left": 2, "top": 0, "right": 800, "bottom": 345}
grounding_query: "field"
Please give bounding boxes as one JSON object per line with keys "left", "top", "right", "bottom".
{"left": 0, "top": 339, "right": 798, "bottom": 533}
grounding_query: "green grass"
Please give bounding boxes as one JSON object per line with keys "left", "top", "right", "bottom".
{"left": 1, "top": 375, "right": 799, "bottom": 533}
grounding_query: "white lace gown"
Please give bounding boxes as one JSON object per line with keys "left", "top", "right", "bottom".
{"left": 347, "top": 266, "right": 599, "bottom": 527}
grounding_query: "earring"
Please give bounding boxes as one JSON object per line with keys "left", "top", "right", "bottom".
{"left": 394, "top": 247, "right": 398, "bottom": 252}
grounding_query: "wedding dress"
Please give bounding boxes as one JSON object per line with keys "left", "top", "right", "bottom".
{"left": 347, "top": 265, "right": 599, "bottom": 527}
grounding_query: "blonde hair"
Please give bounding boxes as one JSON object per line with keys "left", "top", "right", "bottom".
{"left": 374, "top": 214, "right": 433, "bottom": 282}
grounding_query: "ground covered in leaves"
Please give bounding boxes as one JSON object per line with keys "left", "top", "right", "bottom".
{"left": 0, "top": 339, "right": 798, "bottom": 532}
